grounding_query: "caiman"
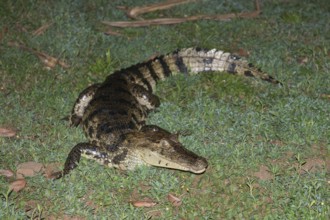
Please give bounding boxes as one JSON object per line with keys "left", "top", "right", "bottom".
{"left": 54, "top": 48, "right": 280, "bottom": 179}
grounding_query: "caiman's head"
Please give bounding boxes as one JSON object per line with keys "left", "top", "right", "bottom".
{"left": 125, "top": 125, "right": 208, "bottom": 174}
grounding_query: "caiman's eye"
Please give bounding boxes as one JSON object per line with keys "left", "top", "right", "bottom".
{"left": 160, "top": 139, "right": 171, "bottom": 148}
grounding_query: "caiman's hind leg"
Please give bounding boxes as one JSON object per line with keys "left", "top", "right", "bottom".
{"left": 53, "top": 142, "right": 105, "bottom": 179}
{"left": 70, "top": 83, "right": 101, "bottom": 126}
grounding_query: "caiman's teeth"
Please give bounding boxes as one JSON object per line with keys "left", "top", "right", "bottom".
{"left": 192, "top": 168, "right": 207, "bottom": 174}
{"left": 58, "top": 48, "right": 279, "bottom": 178}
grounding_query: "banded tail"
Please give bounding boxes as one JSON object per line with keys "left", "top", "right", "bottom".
{"left": 111, "top": 47, "right": 281, "bottom": 93}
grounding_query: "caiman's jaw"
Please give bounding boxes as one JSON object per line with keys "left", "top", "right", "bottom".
{"left": 124, "top": 125, "right": 208, "bottom": 174}
{"left": 137, "top": 136, "right": 208, "bottom": 174}
{"left": 140, "top": 150, "right": 208, "bottom": 174}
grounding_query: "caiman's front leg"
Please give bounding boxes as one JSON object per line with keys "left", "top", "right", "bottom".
{"left": 70, "top": 83, "right": 101, "bottom": 126}
{"left": 53, "top": 142, "right": 103, "bottom": 179}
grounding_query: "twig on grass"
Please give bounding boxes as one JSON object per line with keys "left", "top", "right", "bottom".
{"left": 123, "top": 0, "right": 194, "bottom": 19}
{"left": 102, "top": 11, "right": 261, "bottom": 28}
{"left": 32, "top": 22, "right": 53, "bottom": 36}
{"left": 102, "top": 0, "right": 261, "bottom": 28}
{"left": 255, "top": 0, "right": 260, "bottom": 12}
{"left": 104, "top": 28, "right": 123, "bottom": 36}
{"left": 8, "top": 41, "right": 69, "bottom": 69}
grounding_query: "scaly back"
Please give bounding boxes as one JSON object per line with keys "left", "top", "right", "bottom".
{"left": 71, "top": 48, "right": 280, "bottom": 147}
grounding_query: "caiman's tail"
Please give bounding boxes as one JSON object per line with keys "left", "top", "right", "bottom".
{"left": 174, "top": 48, "right": 281, "bottom": 84}
{"left": 117, "top": 48, "right": 281, "bottom": 92}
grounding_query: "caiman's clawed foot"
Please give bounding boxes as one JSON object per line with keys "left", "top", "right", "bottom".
{"left": 53, "top": 142, "right": 101, "bottom": 179}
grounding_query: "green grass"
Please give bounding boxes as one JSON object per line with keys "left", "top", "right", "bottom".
{"left": 1, "top": 0, "right": 329, "bottom": 219}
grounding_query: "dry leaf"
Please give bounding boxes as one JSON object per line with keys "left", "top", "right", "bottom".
{"left": 7, "top": 41, "right": 70, "bottom": 69}
{"left": 126, "top": 0, "right": 192, "bottom": 19}
{"left": 104, "top": 29, "right": 123, "bottom": 36}
{"left": 48, "top": 215, "right": 86, "bottom": 220}
{"left": 320, "top": 94, "right": 330, "bottom": 99}
{"left": 102, "top": 11, "right": 260, "bottom": 28}
{"left": 297, "top": 56, "right": 309, "bottom": 65}
{"left": 0, "top": 169, "right": 14, "bottom": 177}
{"left": 16, "top": 162, "right": 44, "bottom": 178}
{"left": 25, "top": 200, "right": 38, "bottom": 212}
{"left": 43, "top": 163, "right": 61, "bottom": 179}
{"left": 0, "top": 127, "right": 17, "bottom": 137}
{"left": 254, "top": 0, "right": 260, "bottom": 11}
{"left": 132, "top": 201, "right": 157, "bottom": 207}
{"left": 34, "top": 51, "right": 70, "bottom": 69}
{"left": 145, "top": 210, "right": 162, "bottom": 218}
{"left": 235, "top": 48, "right": 250, "bottom": 57}
{"left": 32, "top": 22, "right": 52, "bottom": 36}
{"left": 167, "top": 193, "right": 182, "bottom": 207}
{"left": 10, "top": 179, "right": 27, "bottom": 192}
{"left": 111, "top": 0, "right": 261, "bottom": 26}
{"left": 15, "top": 23, "right": 28, "bottom": 33}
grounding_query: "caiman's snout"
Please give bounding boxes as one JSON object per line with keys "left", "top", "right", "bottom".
{"left": 189, "top": 156, "right": 208, "bottom": 174}
{"left": 140, "top": 148, "right": 208, "bottom": 174}
{"left": 173, "top": 148, "right": 208, "bottom": 174}
{"left": 139, "top": 136, "right": 208, "bottom": 174}
{"left": 135, "top": 125, "right": 208, "bottom": 174}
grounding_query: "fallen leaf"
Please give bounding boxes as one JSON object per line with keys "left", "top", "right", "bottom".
{"left": 104, "top": 29, "right": 123, "bottom": 36}
{"left": 105, "top": 0, "right": 261, "bottom": 27}
{"left": 15, "top": 23, "right": 28, "bottom": 33}
{"left": 145, "top": 210, "right": 162, "bottom": 218}
{"left": 125, "top": 0, "right": 192, "bottom": 19}
{"left": 25, "top": 200, "right": 38, "bottom": 212}
{"left": 167, "top": 193, "right": 182, "bottom": 207}
{"left": 32, "top": 22, "right": 52, "bottom": 36}
{"left": 48, "top": 215, "right": 86, "bottom": 220}
{"left": 253, "top": 165, "right": 273, "bottom": 181}
{"left": 101, "top": 11, "right": 260, "bottom": 28}
{"left": 297, "top": 56, "right": 309, "bottom": 65}
{"left": 0, "top": 127, "right": 16, "bottom": 137}
{"left": 269, "top": 139, "right": 285, "bottom": 147}
{"left": 255, "top": 0, "right": 261, "bottom": 11}
{"left": 0, "top": 169, "right": 14, "bottom": 177}
{"left": 320, "top": 94, "right": 330, "bottom": 99}
{"left": 16, "top": 162, "right": 44, "bottom": 178}
{"left": 7, "top": 41, "right": 70, "bottom": 69}
{"left": 25, "top": 201, "right": 46, "bottom": 220}
{"left": 43, "top": 163, "right": 61, "bottom": 179}
{"left": 10, "top": 179, "right": 27, "bottom": 192}
{"left": 235, "top": 48, "right": 250, "bottom": 57}
{"left": 132, "top": 201, "right": 157, "bottom": 208}
{"left": 35, "top": 51, "right": 70, "bottom": 69}
{"left": 47, "top": 171, "right": 63, "bottom": 180}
